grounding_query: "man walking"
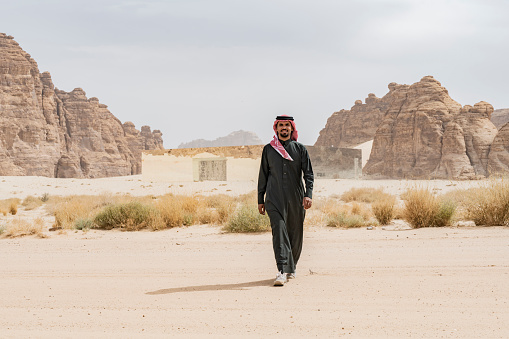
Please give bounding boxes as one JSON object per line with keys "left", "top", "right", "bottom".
{"left": 258, "top": 115, "right": 314, "bottom": 286}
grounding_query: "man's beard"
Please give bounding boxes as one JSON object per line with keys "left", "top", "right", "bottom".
{"left": 279, "top": 130, "right": 290, "bottom": 138}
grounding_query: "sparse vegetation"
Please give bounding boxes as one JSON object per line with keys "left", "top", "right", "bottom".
{"left": 94, "top": 201, "right": 157, "bottom": 231}
{"left": 22, "top": 195, "right": 44, "bottom": 210}
{"left": 74, "top": 218, "right": 94, "bottom": 230}
{"left": 402, "top": 188, "right": 456, "bottom": 228}
{"left": 372, "top": 196, "right": 396, "bottom": 225}
{"left": 7, "top": 181, "right": 508, "bottom": 236}
{"left": 340, "top": 187, "right": 391, "bottom": 203}
{"left": 327, "top": 212, "right": 369, "bottom": 228}
{"left": 223, "top": 204, "right": 270, "bottom": 233}
{"left": 463, "top": 181, "right": 509, "bottom": 226}
{"left": 0, "top": 198, "right": 20, "bottom": 216}
{"left": 2, "top": 217, "right": 45, "bottom": 238}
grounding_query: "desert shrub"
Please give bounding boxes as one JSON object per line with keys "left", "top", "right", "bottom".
{"left": 463, "top": 181, "right": 509, "bottom": 226}
{"left": 155, "top": 194, "right": 194, "bottom": 227}
{"left": 203, "top": 194, "right": 236, "bottom": 224}
{"left": 22, "top": 195, "right": 44, "bottom": 210}
{"left": 49, "top": 194, "right": 125, "bottom": 229}
{"left": 237, "top": 190, "right": 258, "bottom": 205}
{"left": 74, "top": 218, "right": 94, "bottom": 230}
{"left": 402, "top": 188, "right": 456, "bottom": 228}
{"left": 318, "top": 197, "right": 373, "bottom": 228}
{"left": 224, "top": 204, "right": 271, "bottom": 233}
{"left": 0, "top": 198, "right": 20, "bottom": 215}
{"left": 341, "top": 187, "right": 389, "bottom": 203}
{"left": 93, "top": 201, "right": 157, "bottom": 230}
{"left": 3, "top": 218, "right": 45, "bottom": 238}
{"left": 327, "top": 212, "right": 368, "bottom": 228}
{"left": 372, "top": 197, "right": 396, "bottom": 225}
{"left": 0, "top": 224, "right": 5, "bottom": 235}
{"left": 40, "top": 193, "right": 50, "bottom": 202}
{"left": 9, "top": 202, "right": 18, "bottom": 215}
{"left": 196, "top": 207, "right": 219, "bottom": 225}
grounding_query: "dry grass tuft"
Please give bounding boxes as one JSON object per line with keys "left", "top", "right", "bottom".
{"left": 49, "top": 194, "right": 118, "bottom": 229}
{"left": 341, "top": 187, "right": 391, "bottom": 203}
{"left": 223, "top": 204, "right": 271, "bottom": 233}
{"left": 22, "top": 195, "right": 44, "bottom": 211}
{"left": 402, "top": 188, "right": 456, "bottom": 228}
{"left": 0, "top": 198, "right": 20, "bottom": 215}
{"left": 319, "top": 198, "right": 373, "bottom": 228}
{"left": 372, "top": 196, "right": 396, "bottom": 225}
{"left": 2, "top": 217, "right": 45, "bottom": 238}
{"left": 463, "top": 180, "right": 509, "bottom": 226}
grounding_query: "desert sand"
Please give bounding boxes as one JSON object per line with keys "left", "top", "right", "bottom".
{"left": 1, "top": 175, "right": 509, "bottom": 338}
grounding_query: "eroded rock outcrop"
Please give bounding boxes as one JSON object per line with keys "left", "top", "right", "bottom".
{"left": 491, "top": 108, "right": 509, "bottom": 129}
{"left": 436, "top": 102, "right": 497, "bottom": 179}
{"left": 488, "top": 121, "right": 509, "bottom": 175}
{"left": 0, "top": 33, "right": 163, "bottom": 177}
{"left": 315, "top": 93, "right": 390, "bottom": 148}
{"left": 178, "top": 130, "right": 262, "bottom": 148}
{"left": 349, "top": 76, "right": 498, "bottom": 179}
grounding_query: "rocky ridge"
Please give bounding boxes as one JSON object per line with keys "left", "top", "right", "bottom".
{"left": 491, "top": 109, "right": 509, "bottom": 129}
{"left": 178, "top": 130, "right": 262, "bottom": 149}
{"left": 0, "top": 33, "right": 163, "bottom": 178}
{"left": 318, "top": 76, "right": 507, "bottom": 179}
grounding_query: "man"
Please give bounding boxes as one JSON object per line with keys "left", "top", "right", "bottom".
{"left": 258, "top": 115, "right": 314, "bottom": 286}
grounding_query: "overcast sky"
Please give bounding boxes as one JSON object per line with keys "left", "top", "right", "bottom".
{"left": 2, "top": 0, "right": 508, "bottom": 148}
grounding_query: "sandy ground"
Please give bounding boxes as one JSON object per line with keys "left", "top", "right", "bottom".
{"left": 1, "top": 176, "right": 509, "bottom": 338}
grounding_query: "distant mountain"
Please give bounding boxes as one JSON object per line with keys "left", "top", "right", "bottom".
{"left": 491, "top": 108, "right": 509, "bottom": 129}
{"left": 178, "top": 130, "right": 262, "bottom": 148}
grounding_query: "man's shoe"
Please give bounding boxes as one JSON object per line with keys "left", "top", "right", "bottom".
{"left": 287, "top": 272, "right": 296, "bottom": 280}
{"left": 273, "top": 271, "right": 287, "bottom": 286}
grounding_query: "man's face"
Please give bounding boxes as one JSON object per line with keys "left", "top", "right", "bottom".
{"left": 276, "top": 121, "right": 293, "bottom": 140}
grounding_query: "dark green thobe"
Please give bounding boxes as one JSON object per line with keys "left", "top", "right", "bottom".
{"left": 258, "top": 139, "right": 314, "bottom": 273}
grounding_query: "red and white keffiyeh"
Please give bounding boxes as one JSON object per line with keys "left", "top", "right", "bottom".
{"left": 270, "top": 115, "right": 298, "bottom": 161}
{"left": 270, "top": 135, "right": 293, "bottom": 161}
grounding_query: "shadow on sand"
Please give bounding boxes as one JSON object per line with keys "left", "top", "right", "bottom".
{"left": 146, "top": 279, "right": 274, "bottom": 295}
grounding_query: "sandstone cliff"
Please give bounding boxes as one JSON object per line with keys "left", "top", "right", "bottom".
{"left": 316, "top": 76, "right": 500, "bottom": 180}
{"left": 0, "top": 33, "right": 163, "bottom": 177}
{"left": 178, "top": 130, "right": 262, "bottom": 149}
{"left": 315, "top": 93, "right": 390, "bottom": 148}
{"left": 491, "top": 108, "right": 509, "bottom": 129}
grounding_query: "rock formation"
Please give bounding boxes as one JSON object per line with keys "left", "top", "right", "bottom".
{"left": 436, "top": 102, "right": 497, "bottom": 179}
{"left": 490, "top": 108, "right": 509, "bottom": 129}
{"left": 315, "top": 94, "right": 390, "bottom": 148}
{"left": 178, "top": 130, "right": 262, "bottom": 149}
{"left": 488, "top": 121, "right": 509, "bottom": 175}
{"left": 331, "top": 76, "right": 498, "bottom": 179}
{"left": 0, "top": 33, "right": 163, "bottom": 177}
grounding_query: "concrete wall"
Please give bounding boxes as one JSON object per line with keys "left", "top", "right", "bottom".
{"left": 142, "top": 145, "right": 362, "bottom": 182}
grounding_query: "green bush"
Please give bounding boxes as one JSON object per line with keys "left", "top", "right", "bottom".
{"left": 75, "top": 218, "right": 94, "bottom": 230}
{"left": 93, "top": 201, "right": 157, "bottom": 230}
{"left": 223, "top": 204, "right": 271, "bottom": 233}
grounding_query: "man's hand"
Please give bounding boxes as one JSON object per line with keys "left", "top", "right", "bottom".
{"left": 258, "top": 204, "right": 266, "bottom": 215}
{"left": 303, "top": 197, "right": 312, "bottom": 210}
